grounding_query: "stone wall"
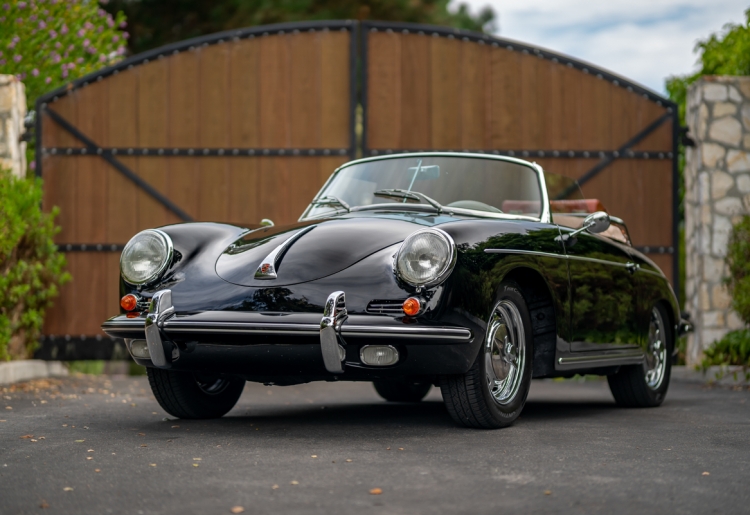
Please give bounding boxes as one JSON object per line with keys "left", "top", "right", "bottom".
{"left": 684, "top": 76, "right": 750, "bottom": 365}
{"left": 0, "top": 75, "right": 27, "bottom": 178}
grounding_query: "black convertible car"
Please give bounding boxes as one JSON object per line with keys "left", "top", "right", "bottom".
{"left": 102, "top": 153, "right": 691, "bottom": 428}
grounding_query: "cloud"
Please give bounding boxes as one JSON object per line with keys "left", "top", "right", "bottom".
{"left": 453, "top": 0, "right": 748, "bottom": 94}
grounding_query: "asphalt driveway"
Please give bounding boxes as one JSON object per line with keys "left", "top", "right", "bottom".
{"left": 1, "top": 374, "right": 748, "bottom": 515}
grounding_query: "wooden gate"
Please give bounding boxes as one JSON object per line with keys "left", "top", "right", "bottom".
{"left": 35, "top": 20, "right": 678, "bottom": 358}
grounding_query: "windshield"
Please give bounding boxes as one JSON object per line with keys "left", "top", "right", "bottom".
{"left": 301, "top": 156, "right": 544, "bottom": 220}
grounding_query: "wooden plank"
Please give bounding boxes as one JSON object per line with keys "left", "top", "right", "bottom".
{"left": 46, "top": 93, "right": 81, "bottom": 148}
{"left": 228, "top": 158, "right": 259, "bottom": 226}
{"left": 519, "top": 53, "right": 542, "bottom": 149}
{"left": 489, "top": 48, "right": 522, "bottom": 149}
{"left": 319, "top": 31, "right": 350, "bottom": 149}
{"left": 430, "top": 36, "right": 461, "bottom": 149}
{"left": 401, "top": 34, "right": 431, "bottom": 149}
{"left": 137, "top": 60, "right": 173, "bottom": 228}
{"left": 229, "top": 39, "right": 260, "bottom": 148}
{"left": 260, "top": 34, "right": 290, "bottom": 148}
{"left": 289, "top": 32, "right": 321, "bottom": 149}
{"left": 460, "top": 40, "right": 486, "bottom": 149}
{"left": 542, "top": 60, "right": 564, "bottom": 150}
{"left": 258, "top": 157, "right": 291, "bottom": 224}
{"left": 104, "top": 68, "right": 139, "bottom": 244}
{"left": 366, "top": 32, "right": 401, "bottom": 150}
{"left": 198, "top": 44, "right": 230, "bottom": 221}
{"left": 560, "top": 66, "right": 582, "bottom": 150}
{"left": 167, "top": 50, "right": 200, "bottom": 221}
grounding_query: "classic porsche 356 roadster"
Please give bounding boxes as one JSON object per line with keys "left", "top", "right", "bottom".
{"left": 101, "top": 153, "right": 692, "bottom": 428}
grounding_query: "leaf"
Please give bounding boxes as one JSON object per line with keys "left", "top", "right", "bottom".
{"left": 193, "top": 458, "right": 202, "bottom": 461}
{"left": 193, "top": 463, "right": 199, "bottom": 467}
{"left": 140, "top": 444, "right": 147, "bottom": 447}
{"left": 137, "top": 433, "right": 145, "bottom": 436}
{"left": 230, "top": 508, "right": 245, "bottom": 514}
{"left": 94, "top": 469, "right": 101, "bottom": 473}
{"left": 20, "top": 435, "right": 33, "bottom": 439}
{"left": 86, "top": 457, "right": 92, "bottom": 461}
{"left": 290, "top": 481, "right": 299, "bottom": 485}
{"left": 271, "top": 484, "right": 279, "bottom": 490}
{"left": 369, "top": 488, "right": 383, "bottom": 495}
{"left": 75, "top": 440, "right": 85, "bottom": 443}
{"left": 40, "top": 501, "right": 49, "bottom": 509}
{"left": 311, "top": 455, "right": 318, "bottom": 458}
{"left": 149, "top": 464, "right": 156, "bottom": 467}
{"left": 544, "top": 490, "right": 552, "bottom": 495}
{"left": 702, "top": 472, "right": 710, "bottom": 476}
{"left": 63, "top": 487, "right": 73, "bottom": 492}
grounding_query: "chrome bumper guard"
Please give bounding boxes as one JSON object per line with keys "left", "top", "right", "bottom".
{"left": 102, "top": 289, "right": 473, "bottom": 373}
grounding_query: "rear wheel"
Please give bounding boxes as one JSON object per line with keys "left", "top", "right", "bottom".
{"left": 373, "top": 379, "right": 432, "bottom": 402}
{"left": 439, "top": 283, "right": 533, "bottom": 428}
{"left": 147, "top": 368, "right": 245, "bottom": 419}
{"left": 607, "top": 304, "right": 672, "bottom": 407}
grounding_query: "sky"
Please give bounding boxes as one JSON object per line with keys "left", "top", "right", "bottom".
{"left": 455, "top": 0, "right": 749, "bottom": 95}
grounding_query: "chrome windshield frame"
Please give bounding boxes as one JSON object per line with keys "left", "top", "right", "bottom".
{"left": 299, "top": 152, "right": 551, "bottom": 224}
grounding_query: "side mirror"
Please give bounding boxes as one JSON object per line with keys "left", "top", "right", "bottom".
{"left": 583, "top": 211, "right": 610, "bottom": 234}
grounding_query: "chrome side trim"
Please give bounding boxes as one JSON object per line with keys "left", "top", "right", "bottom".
{"left": 164, "top": 321, "right": 320, "bottom": 335}
{"left": 341, "top": 325, "right": 472, "bottom": 340}
{"left": 556, "top": 349, "right": 644, "bottom": 370}
{"left": 320, "top": 291, "right": 347, "bottom": 374}
{"left": 484, "top": 249, "right": 565, "bottom": 259}
{"left": 144, "top": 289, "right": 175, "bottom": 368}
{"left": 254, "top": 225, "right": 316, "bottom": 280}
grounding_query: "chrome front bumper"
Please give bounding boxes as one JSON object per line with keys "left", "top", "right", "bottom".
{"left": 102, "top": 289, "right": 473, "bottom": 373}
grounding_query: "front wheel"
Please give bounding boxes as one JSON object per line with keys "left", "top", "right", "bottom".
{"left": 439, "top": 283, "right": 533, "bottom": 428}
{"left": 147, "top": 368, "right": 245, "bottom": 419}
{"left": 607, "top": 304, "right": 673, "bottom": 407}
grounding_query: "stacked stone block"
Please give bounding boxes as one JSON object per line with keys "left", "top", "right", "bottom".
{"left": 0, "top": 74, "right": 27, "bottom": 178}
{"left": 685, "top": 76, "right": 750, "bottom": 365}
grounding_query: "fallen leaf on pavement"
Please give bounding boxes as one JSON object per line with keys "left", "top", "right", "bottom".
{"left": 40, "top": 501, "right": 49, "bottom": 508}
{"left": 311, "top": 455, "right": 318, "bottom": 458}
{"left": 63, "top": 487, "right": 73, "bottom": 492}
{"left": 152, "top": 412, "right": 158, "bottom": 415}
{"left": 31, "top": 439, "right": 38, "bottom": 442}
{"left": 172, "top": 425, "right": 180, "bottom": 428}
{"left": 131, "top": 403, "right": 136, "bottom": 407}
{"left": 193, "top": 463, "right": 199, "bottom": 467}
{"left": 346, "top": 459, "right": 352, "bottom": 463}
{"left": 140, "top": 444, "right": 147, "bottom": 447}
{"left": 398, "top": 448, "right": 404, "bottom": 451}
{"left": 271, "top": 484, "right": 279, "bottom": 490}
{"left": 193, "top": 458, "right": 202, "bottom": 461}
{"left": 149, "top": 464, "right": 157, "bottom": 467}
{"left": 75, "top": 440, "right": 85, "bottom": 443}
{"left": 94, "top": 469, "right": 101, "bottom": 473}
{"left": 86, "top": 457, "right": 93, "bottom": 461}
{"left": 20, "top": 435, "right": 33, "bottom": 439}
{"left": 5, "top": 406, "right": 11, "bottom": 410}
{"left": 137, "top": 433, "right": 145, "bottom": 436}
{"left": 290, "top": 481, "right": 299, "bottom": 485}
{"left": 230, "top": 507, "right": 245, "bottom": 514}
{"left": 87, "top": 449, "right": 94, "bottom": 453}
{"left": 369, "top": 488, "right": 383, "bottom": 495}
{"left": 386, "top": 447, "right": 391, "bottom": 450}
{"left": 544, "top": 490, "right": 552, "bottom": 495}
{"left": 38, "top": 437, "right": 45, "bottom": 440}
{"left": 702, "top": 472, "right": 710, "bottom": 476}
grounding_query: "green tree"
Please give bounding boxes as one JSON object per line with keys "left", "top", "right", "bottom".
{"left": 104, "top": 0, "right": 496, "bottom": 55}
{"left": 0, "top": 0, "right": 128, "bottom": 111}
{"left": 666, "top": 8, "right": 750, "bottom": 124}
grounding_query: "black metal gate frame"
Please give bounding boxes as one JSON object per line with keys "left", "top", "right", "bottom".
{"left": 34, "top": 20, "right": 680, "bottom": 352}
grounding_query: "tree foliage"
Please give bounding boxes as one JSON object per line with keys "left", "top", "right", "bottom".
{"left": 666, "top": 8, "right": 750, "bottom": 124}
{"left": 0, "top": 170, "right": 70, "bottom": 361}
{"left": 0, "top": 0, "right": 128, "bottom": 111}
{"left": 725, "top": 216, "right": 750, "bottom": 327}
{"left": 104, "top": 0, "right": 496, "bottom": 55}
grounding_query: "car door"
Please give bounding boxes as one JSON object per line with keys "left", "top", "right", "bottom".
{"left": 557, "top": 222, "right": 640, "bottom": 351}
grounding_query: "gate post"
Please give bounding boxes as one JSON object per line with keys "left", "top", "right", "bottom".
{"left": 0, "top": 74, "right": 26, "bottom": 177}
{"left": 684, "top": 76, "right": 750, "bottom": 365}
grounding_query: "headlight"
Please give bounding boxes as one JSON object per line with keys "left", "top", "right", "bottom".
{"left": 120, "top": 229, "right": 173, "bottom": 285}
{"left": 395, "top": 228, "right": 456, "bottom": 287}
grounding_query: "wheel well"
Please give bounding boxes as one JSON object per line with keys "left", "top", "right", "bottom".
{"left": 503, "top": 268, "right": 557, "bottom": 378}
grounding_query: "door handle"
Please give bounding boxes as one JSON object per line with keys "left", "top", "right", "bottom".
{"left": 626, "top": 262, "right": 640, "bottom": 274}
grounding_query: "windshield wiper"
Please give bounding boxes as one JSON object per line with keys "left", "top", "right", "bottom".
{"left": 374, "top": 189, "right": 450, "bottom": 214}
{"left": 311, "top": 195, "right": 351, "bottom": 212}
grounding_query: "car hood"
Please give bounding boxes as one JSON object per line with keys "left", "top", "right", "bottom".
{"left": 215, "top": 216, "right": 422, "bottom": 287}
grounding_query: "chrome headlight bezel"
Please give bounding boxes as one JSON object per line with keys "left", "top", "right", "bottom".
{"left": 120, "top": 229, "right": 174, "bottom": 286}
{"left": 394, "top": 228, "right": 457, "bottom": 288}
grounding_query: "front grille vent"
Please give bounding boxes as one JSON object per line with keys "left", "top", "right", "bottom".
{"left": 366, "top": 299, "right": 407, "bottom": 314}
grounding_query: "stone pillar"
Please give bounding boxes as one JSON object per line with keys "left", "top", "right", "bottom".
{"left": 0, "top": 75, "right": 27, "bottom": 178}
{"left": 684, "top": 76, "right": 750, "bottom": 365}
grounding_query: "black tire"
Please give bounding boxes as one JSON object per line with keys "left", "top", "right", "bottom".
{"left": 607, "top": 303, "right": 673, "bottom": 407}
{"left": 439, "top": 282, "right": 533, "bottom": 428}
{"left": 373, "top": 379, "right": 432, "bottom": 402}
{"left": 147, "top": 368, "right": 245, "bottom": 419}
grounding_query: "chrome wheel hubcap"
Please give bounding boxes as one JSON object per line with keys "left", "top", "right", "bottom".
{"left": 485, "top": 300, "right": 526, "bottom": 405}
{"left": 644, "top": 307, "right": 667, "bottom": 390}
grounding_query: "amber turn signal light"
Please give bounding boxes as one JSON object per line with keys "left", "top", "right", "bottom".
{"left": 120, "top": 294, "right": 138, "bottom": 312}
{"left": 402, "top": 297, "right": 422, "bottom": 316}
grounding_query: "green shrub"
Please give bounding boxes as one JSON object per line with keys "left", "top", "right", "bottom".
{"left": 725, "top": 215, "right": 750, "bottom": 326}
{"left": 699, "top": 329, "right": 750, "bottom": 380}
{"left": 0, "top": 169, "right": 70, "bottom": 360}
